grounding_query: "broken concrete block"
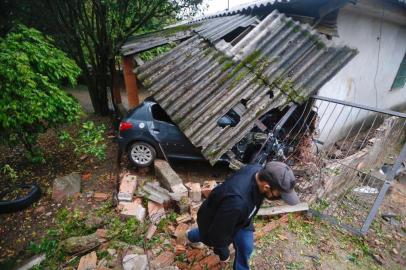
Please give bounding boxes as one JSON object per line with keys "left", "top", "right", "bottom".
{"left": 15, "top": 254, "right": 45, "bottom": 270}
{"left": 176, "top": 196, "right": 190, "bottom": 214}
{"left": 77, "top": 251, "right": 97, "bottom": 270}
{"left": 151, "top": 251, "right": 175, "bottom": 269}
{"left": 118, "top": 173, "right": 137, "bottom": 202}
{"left": 201, "top": 180, "right": 217, "bottom": 198}
{"left": 146, "top": 224, "right": 157, "bottom": 240}
{"left": 140, "top": 182, "right": 171, "bottom": 205}
{"left": 123, "top": 254, "right": 148, "bottom": 270}
{"left": 185, "top": 182, "right": 202, "bottom": 202}
{"left": 52, "top": 172, "right": 81, "bottom": 201}
{"left": 62, "top": 233, "right": 101, "bottom": 254}
{"left": 84, "top": 215, "right": 104, "bottom": 230}
{"left": 119, "top": 198, "right": 146, "bottom": 222}
{"left": 154, "top": 159, "right": 188, "bottom": 196}
{"left": 148, "top": 201, "right": 165, "bottom": 224}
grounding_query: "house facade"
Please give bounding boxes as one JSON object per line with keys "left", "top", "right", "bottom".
{"left": 317, "top": 0, "right": 406, "bottom": 143}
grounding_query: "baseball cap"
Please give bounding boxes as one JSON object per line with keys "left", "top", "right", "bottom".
{"left": 263, "top": 161, "right": 300, "bottom": 205}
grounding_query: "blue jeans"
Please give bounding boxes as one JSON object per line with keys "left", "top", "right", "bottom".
{"left": 187, "top": 227, "right": 254, "bottom": 270}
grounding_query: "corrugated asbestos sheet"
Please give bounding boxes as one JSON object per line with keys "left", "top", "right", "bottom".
{"left": 135, "top": 10, "right": 357, "bottom": 165}
{"left": 197, "top": 0, "right": 292, "bottom": 19}
{"left": 122, "top": 15, "right": 258, "bottom": 55}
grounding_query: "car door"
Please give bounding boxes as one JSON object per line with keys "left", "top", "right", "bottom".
{"left": 149, "top": 104, "right": 199, "bottom": 159}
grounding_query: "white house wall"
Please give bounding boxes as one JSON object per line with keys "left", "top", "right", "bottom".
{"left": 316, "top": 7, "right": 406, "bottom": 145}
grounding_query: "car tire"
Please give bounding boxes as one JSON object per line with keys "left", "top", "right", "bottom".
{"left": 128, "top": 141, "right": 156, "bottom": 167}
{"left": 0, "top": 184, "right": 41, "bottom": 214}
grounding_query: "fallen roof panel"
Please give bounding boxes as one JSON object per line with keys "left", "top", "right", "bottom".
{"left": 135, "top": 10, "right": 357, "bottom": 164}
{"left": 122, "top": 14, "right": 257, "bottom": 55}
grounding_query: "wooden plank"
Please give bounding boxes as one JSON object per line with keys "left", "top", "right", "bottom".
{"left": 257, "top": 202, "right": 309, "bottom": 216}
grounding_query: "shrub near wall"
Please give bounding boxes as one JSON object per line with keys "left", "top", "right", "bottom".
{"left": 0, "top": 25, "right": 82, "bottom": 162}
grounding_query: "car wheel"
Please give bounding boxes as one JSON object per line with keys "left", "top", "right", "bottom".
{"left": 128, "top": 142, "right": 156, "bottom": 167}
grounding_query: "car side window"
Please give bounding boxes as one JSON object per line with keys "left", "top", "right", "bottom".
{"left": 151, "top": 104, "right": 174, "bottom": 124}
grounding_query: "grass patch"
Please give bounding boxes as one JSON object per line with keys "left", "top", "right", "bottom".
{"left": 288, "top": 214, "right": 318, "bottom": 245}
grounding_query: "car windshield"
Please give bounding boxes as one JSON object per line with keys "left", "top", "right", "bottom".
{"left": 151, "top": 104, "right": 174, "bottom": 124}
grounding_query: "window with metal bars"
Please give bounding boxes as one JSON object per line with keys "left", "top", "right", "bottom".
{"left": 391, "top": 53, "right": 406, "bottom": 90}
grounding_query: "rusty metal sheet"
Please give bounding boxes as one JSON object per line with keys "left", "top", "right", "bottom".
{"left": 135, "top": 10, "right": 357, "bottom": 164}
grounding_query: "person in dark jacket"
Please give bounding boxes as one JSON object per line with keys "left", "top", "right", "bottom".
{"left": 187, "top": 161, "right": 300, "bottom": 270}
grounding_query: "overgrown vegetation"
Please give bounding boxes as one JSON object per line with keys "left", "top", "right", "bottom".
{"left": 59, "top": 121, "right": 107, "bottom": 160}
{"left": 0, "top": 25, "right": 82, "bottom": 163}
{"left": 2, "top": 0, "right": 204, "bottom": 115}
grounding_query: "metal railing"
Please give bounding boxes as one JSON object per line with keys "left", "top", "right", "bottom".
{"left": 280, "top": 95, "right": 406, "bottom": 235}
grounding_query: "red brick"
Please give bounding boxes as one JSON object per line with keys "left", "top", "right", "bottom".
{"left": 176, "top": 261, "right": 190, "bottom": 270}
{"left": 148, "top": 201, "right": 165, "bottom": 224}
{"left": 119, "top": 198, "right": 145, "bottom": 222}
{"left": 174, "top": 223, "right": 189, "bottom": 245}
{"left": 96, "top": 229, "right": 108, "bottom": 239}
{"left": 118, "top": 173, "right": 137, "bottom": 202}
{"left": 186, "top": 249, "right": 205, "bottom": 263}
{"left": 94, "top": 192, "right": 109, "bottom": 201}
{"left": 196, "top": 255, "right": 220, "bottom": 270}
{"left": 82, "top": 172, "right": 92, "bottom": 181}
{"left": 77, "top": 251, "right": 97, "bottom": 270}
{"left": 201, "top": 181, "right": 217, "bottom": 198}
{"left": 175, "top": 244, "right": 186, "bottom": 255}
{"left": 151, "top": 251, "right": 175, "bottom": 268}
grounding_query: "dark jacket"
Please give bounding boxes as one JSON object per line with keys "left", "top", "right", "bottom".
{"left": 197, "top": 164, "right": 264, "bottom": 258}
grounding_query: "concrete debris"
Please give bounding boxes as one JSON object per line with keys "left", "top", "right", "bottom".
{"left": 201, "top": 181, "right": 217, "bottom": 198}
{"left": 96, "top": 229, "right": 108, "bottom": 239}
{"left": 150, "top": 251, "right": 175, "bottom": 269}
{"left": 154, "top": 159, "right": 188, "bottom": 196}
{"left": 146, "top": 224, "right": 157, "bottom": 240}
{"left": 176, "top": 196, "right": 190, "bottom": 214}
{"left": 119, "top": 198, "right": 146, "bottom": 222}
{"left": 185, "top": 182, "right": 202, "bottom": 202}
{"left": 62, "top": 233, "right": 102, "bottom": 254}
{"left": 140, "top": 182, "right": 171, "bottom": 205}
{"left": 52, "top": 172, "right": 81, "bottom": 201}
{"left": 107, "top": 248, "right": 117, "bottom": 256}
{"left": 176, "top": 213, "right": 192, "bottom": 224}
{"left": 353, "top": 186, "right": 379, "bottom": 194}
{"left": 77, "top": 251, "right": 97, "bottom": 270}
{"left": 148, "top": 201, "right": 166, "bottom": 224}
{"left": 257, "top": 202, "right": 309, "bottom": 216}
{"left": 123, "top": 254, "right": 148, "bottom": 270}
{"left": 84, "top": 215, "right": 104, "bottom": 230}
{"left": 118, "top": 173, "right": 137, "bottom": 202}
{"left": 16, "top": 254, "right": 46, "bottom": 270}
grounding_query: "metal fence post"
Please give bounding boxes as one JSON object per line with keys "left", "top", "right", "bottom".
{"left": 360, "top": 142, "right": 406, "bottom": 234}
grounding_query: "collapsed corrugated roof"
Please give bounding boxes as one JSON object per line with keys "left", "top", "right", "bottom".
{"left": 122, "top": 14, "right": 258, "bottom": 56}
{"left": 135, "top": 10, "right": 357, "bottom": 164}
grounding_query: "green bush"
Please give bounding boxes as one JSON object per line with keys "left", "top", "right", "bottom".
{"left": 0, "top": 25, "right": 82, "bottom": 162}
{"left": 59, "top": 121, "right": 107, "bottom": 160}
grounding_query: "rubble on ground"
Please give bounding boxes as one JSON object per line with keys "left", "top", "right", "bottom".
{"left": 52, "top": 172, "right": 81, "bottom": 201}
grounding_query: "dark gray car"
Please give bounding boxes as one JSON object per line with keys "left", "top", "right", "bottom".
{"left": 118, "top": 99, "right": 204, "bottom": 166}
